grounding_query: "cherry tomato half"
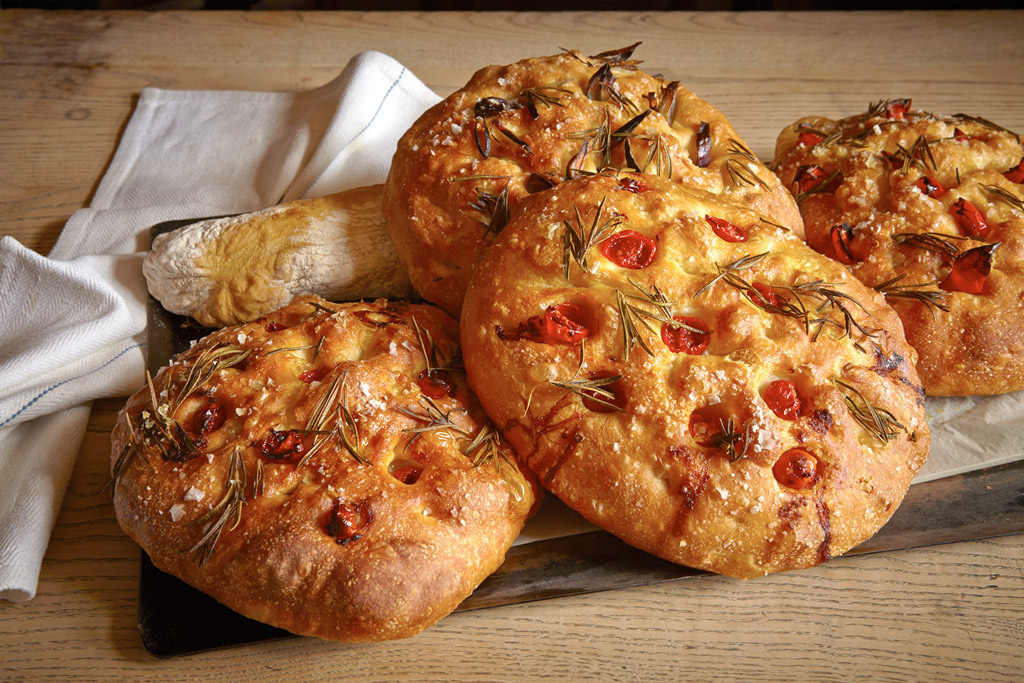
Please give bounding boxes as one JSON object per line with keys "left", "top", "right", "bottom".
{"left": 764, "top": 380, "right": 802, "bottom": 420}
{"left": 601, "top": 230, "right": 658, "bottom": 269}
{"left": 705, "top": 215, "right": 747, "bottom": 243}
{"left": 773, "top": 448, "right": 820, "bottom": 489}
{"left": 660, "top": 316, "right": 711, "bottom": 355}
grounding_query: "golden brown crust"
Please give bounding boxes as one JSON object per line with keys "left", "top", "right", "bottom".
{"left": 384, "top": 46, "right": 802, "bottom": 316}
{"left": 772, "top": 102, "right": 1024, "bottom": 395}
{"left": 460, "top": 173, "right": 928, "bottom": 579}
{"left": 111, "top": 297, "right": 538, "bottom": 642}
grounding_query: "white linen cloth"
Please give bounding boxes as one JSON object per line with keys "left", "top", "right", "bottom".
{"left": 0, "top": 51, "right": 440, "bottom": 601}
{"left": 2, "top": 49, "right": 1022, "bottom": 602}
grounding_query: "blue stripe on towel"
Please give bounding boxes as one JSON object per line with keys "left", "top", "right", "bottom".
{"left": 0, "top": 341, "right": 146, "bottom": 428}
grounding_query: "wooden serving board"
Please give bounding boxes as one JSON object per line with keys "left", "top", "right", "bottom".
{"left": 138, "top": 219, "right": 1024, "bottom": 658}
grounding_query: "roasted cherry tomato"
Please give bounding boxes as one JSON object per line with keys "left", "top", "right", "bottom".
{"left": 688, "top": 408, "right": 724, "bottom": 447}
{"left": 264, "top": 321, "right": 285, "bottom": 332}
{"left": 660, "top": 316, "right": 711, "bottom": 355}
{"left": 192, "top": 398, "right": 226, "bottom": 436}
{"left": 950, "top": 198, "right": 990, "bottom": 238}
{"left": 601, "top": 229, "right": 658, "bottom": 269}
{"left": 830, "top": 223, "right": 856, "bottom": 265}
{"left": 749, "top": 283, "right": 784, "bottom": 309}
{"left": 416, "top": 370, "right": 453, "bottom": 399}
{"left": 391, "top": 465, "right": 422, "bottom": 485}
{"left": 764, "top": 380, "right": 802, "bottom": 420}
{"left": 915, "top": 175, "right": 946, "bottom": 198}
{"left": 797, "top": 131, "right": 824, "bottom": 147}
{"left": 544, "top": 303, "right": 591, "bottom": 343}
{"left": 617, "top": 177, "right": 649, "bottom": 194}
{"left": 885, "top": 98, "right": 912, "bottom": 120}
{"left": 773, "top": 448, "right": 820, "bottom": 489}
{"left": 325, "top": 499, "right": 371, "bottom": 545}
{"left": 299, "top": 367, "right": 329, "bottom": 384}
{"left": 1005, "top": 158, "right": 1024, "bottom": 184}
{"left": 940, "top": 242, "right": 999, "bottom": 295}
{"left": 705, "top": 215, "right": 747, "bottom": 243}
{"left": 953, "top": 127, "right": 974, "bottom": 142}
{"left": 794, "top": 164, "right": 829, "bottom": 194}
{"left": 257, "top": 429, "right": 306, "bottom": 460}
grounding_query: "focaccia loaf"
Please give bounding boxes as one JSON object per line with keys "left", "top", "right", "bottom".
{"left": 384, "top": 43, "right": 802, "bottom": 316}
{"left": 772, "top": 100, "right": 1024, "bottom": 395}
{"left": 111, "top": 297, "right": 538, "bottom": 641}
{"left": 460, "top": 172, "right": 928, "bottom": 579}
{"left": 144, "top": 186, "right": 412, "bottom": 328}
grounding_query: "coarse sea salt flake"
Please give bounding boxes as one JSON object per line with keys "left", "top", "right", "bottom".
{"left": 184, "top": 486, "right": 205, "bottom": 502}
{"left": 169, "top": 504, "right": 185, "bottom": 522}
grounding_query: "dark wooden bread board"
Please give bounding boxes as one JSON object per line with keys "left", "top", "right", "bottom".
{"left": 137, "top": 218, "right": 1024, "bottom": 658}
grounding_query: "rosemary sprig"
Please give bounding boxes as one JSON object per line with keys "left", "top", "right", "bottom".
{"left": 188, "top": 447, "right": 246, "bottom": 566}
{"left": 252, "top": 459, "right": 265, "bottom": 499}
{"left": 171, "top": 345, "right": 250, "bottom": 412}
{"left": 411, "top": 316, "right": 463, "bottom": 376}
{"left": 638, "top": 134, "right": 672, "bottom": 179}
{"left": 693, "top": 251, "right": 771, "bottom": 299}
{"left": 726, "top": 158, "right": 771, "bottom": 191}
{"left": 783, "top": 281, "right": 876, "bottom": 341}
{"left": 890, "top": 135, "right": 936, "bottom": 175}
{"left": 892, "top": 232, "right": 972, "bottom": 259}
{"left": 520, "top": 80, "right": 572, "bottom": 118}
{"left": 469, "top": 183, "right": 511, "bottom": 236}
{"left": 109, "top": 417, "right": 152, "bottom": 488}
{"left": 715, "top": 418, "right": 752, "bottom": 463}
{"left": 873, "top": 275, "right": 951, "bottom": 314}
{"left": 726, "top": 138, "right": 758, "bottom": 164}
{"left": 569, "top": 111, "right": 612, "bottom": 167}
{"left": 335, "top": 376, "right": 368, "bottom": 465}
{"left": 982, "top": 183, "right": 1024, "bottom": 212}
{"left": 834, "top": 379, "right": 906, "bottom": 445}
{"left": 758, "top": 216, "right": 791, "bottom": 233}
{"left": 616, "top": 288, "right": 657, "bottom": 358}
{"left": 546, "top": 340, "right": 624, "bottom": 412}
{"left": 307, "top": 300, "right": 337, "bottom": 315}
{"left": 615, "top": 281, "right": 699, "bottom": 358}
{"left": 952, "top": 112, "right": 1021, "bottom": 143}
{"left": 462, "top": 424, "right": 515, "bottom": 472}
{"left": 561, "top": 197, "right": 625, "bottom": 279}
{"left": 264, "top": 343, "right": 317, "bottom": 358}
{"left": 398, "top": 396, "right": 471, "bottom": 444}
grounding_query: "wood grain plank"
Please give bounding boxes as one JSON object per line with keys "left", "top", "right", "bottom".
{"left": 2, "top": 10, "right": 1023, "bottom": 681}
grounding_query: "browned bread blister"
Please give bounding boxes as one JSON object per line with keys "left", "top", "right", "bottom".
{"left": 773, "top": 100, "right": 1024, "bottom": 395}
{"left": 460, "top": 172, "right": 928, "bottom": 579}
{"left": 384, "top": 43, "right": 802, "bottom": 316}
{"left": 111, "top": 297, "right": 538, "bottom": 642}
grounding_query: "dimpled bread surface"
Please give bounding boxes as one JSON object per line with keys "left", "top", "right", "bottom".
{"left": 111, "top": 297, "right": 538, "bottom": 642}
{"left": 460, "top": 172, "right": 929, "bottom": 579}
{"left": 384, "top": 44, "right": 802, "bottom": 316}
{"left": 773, "top": 101, "right": 1024, "bottom": 395}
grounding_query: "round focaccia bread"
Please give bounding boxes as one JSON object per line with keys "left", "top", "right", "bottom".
{"left": 461, "top": 172, "right": 929, "bottom": 579}
{"left": 111, "top": 296, "right": 538, "bottom": 642}
{"left": 384, "top": 43, "right": 802, "bottom": 316}
{"left": 773, "top": 100, "right": 1024, "bottom": 395}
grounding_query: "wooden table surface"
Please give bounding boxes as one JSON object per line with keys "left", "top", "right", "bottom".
{"left": 2, "top": 9, "right": 1023, "bottom": 681}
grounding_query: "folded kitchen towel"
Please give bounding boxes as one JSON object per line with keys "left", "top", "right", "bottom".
{"left": 0, "top": 51, "right": 441, "bottom": 601}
